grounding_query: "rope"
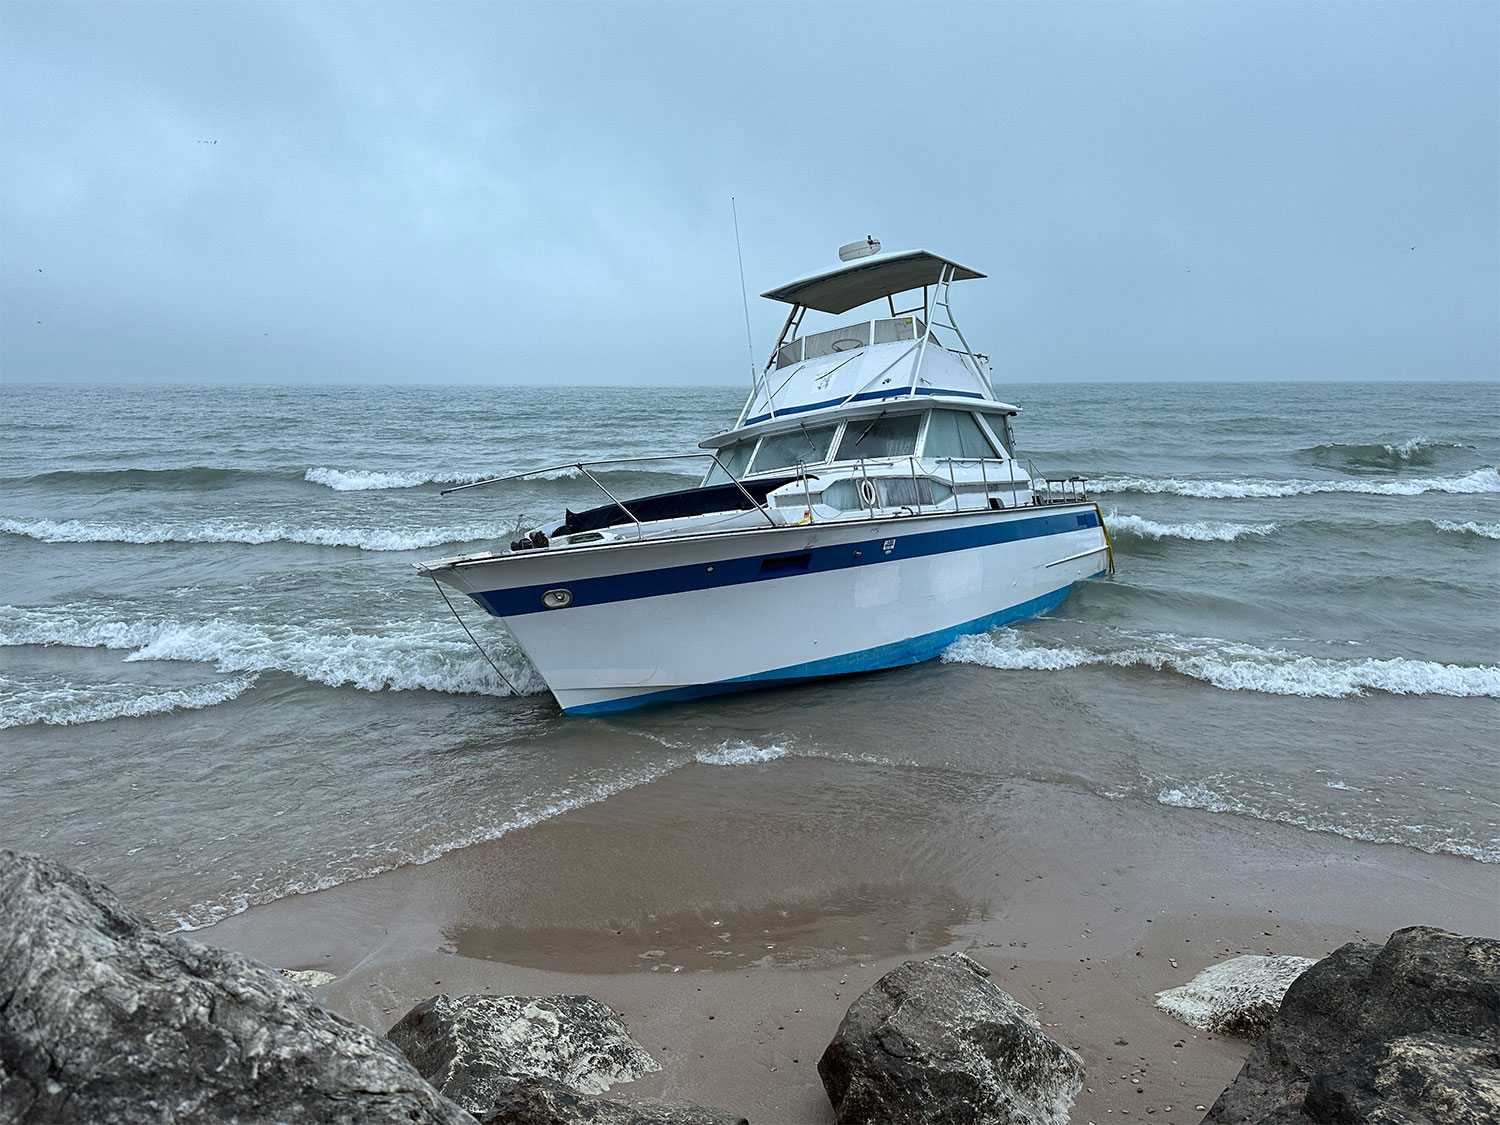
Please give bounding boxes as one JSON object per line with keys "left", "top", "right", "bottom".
{"left": 429, "top": 576, "right": 530, "bottom": 701}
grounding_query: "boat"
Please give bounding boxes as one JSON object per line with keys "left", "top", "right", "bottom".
{"left": 418, "top": 241, "right": 1113, "bottom": 714}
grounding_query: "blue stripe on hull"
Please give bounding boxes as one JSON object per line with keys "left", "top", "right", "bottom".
{"left": 563, "top": 577, "right": 1095, "bottom": 715}
{"left": 474, "top": 507, "right": 1101, "bottom": 618}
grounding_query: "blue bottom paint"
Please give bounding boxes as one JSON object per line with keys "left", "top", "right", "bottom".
{"left": 563, "top": 579, "right": 1090, "bottom": 715}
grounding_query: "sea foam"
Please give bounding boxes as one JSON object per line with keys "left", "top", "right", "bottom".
{"left": 0, "top": 674, "right": 258, "bottom": 729}
{"left": 1105, "top": 512, "right": 1278, "bottom": 542}
{"left": 1092, "top": 467, "right": 1500, "bottom": 499}
{"left": 0, "top": 605, "right": 544, "bottom": 697}
{"left": 1431, "top": 519, "right": 1500, "bottom": 540}
{"left": 0, "top": 516, "right": 507, "bottom": 552}
{"left": 1156, "top": 778, "right": 1498, "bottom": 863}
{"left": 943, "top": 628, "right": 1500, "bottom": 699}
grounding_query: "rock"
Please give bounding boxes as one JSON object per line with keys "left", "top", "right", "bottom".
{"left": 474, "top": 1074, "right": 749, "bottom": 1125}
{"left": 279, "top": 968, "right": 337, "bottom": 989}
{"left": 0, "top": 850, "right": 473, "bottom": 1125}
{"left": 817, "top": 950, "right": 1084, "bottom": 1125}
{"left": 1156, "top": 954, "right": 1318, "bottom": 1038}
{"left": 388, "top": 992, "right": 659, "bottom": 1114}
{"left": 1205, "top": 926, "right": 1500, "bottom": 1124}
{"left": 1299, "top": 1033, "right": 1500, "bottom": 1125}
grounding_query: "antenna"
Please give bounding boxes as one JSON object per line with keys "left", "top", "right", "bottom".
{"left": 731, "top": 198, "right": 757, "bottom": 385}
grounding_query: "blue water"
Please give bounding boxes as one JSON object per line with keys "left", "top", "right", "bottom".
{"left": 1, "top": 380, "right": 1496, "bottom": 930}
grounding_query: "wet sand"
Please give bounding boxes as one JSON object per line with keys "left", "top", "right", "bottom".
{"left": 203, "top": 755, "right": 1498, "bottom": 1124}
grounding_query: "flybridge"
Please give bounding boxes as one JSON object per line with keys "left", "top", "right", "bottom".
{"left": 740, "top": 246, "right": 995, "bottom": 430}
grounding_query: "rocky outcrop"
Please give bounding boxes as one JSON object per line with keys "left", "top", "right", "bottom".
{"left": 474, "top": 1074, "right": 750, "bottom": 1125}
{"left": 0, "top": 850, "right": 473, "bottom": 1125}
{"left": 818, "top": 951, "right": 1084, "bottom": 1125}
{"left": 388, "top": 993, "right": 659, "bottom": 1114}
{"left": 1156, "top": 954, "right": 1317, "bottom": 1038}
{"left": 1205, "top": 926, "right": 1500, "bottom": 1124}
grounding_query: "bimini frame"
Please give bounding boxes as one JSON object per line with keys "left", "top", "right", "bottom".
{"left": 741, "top": 249, "right": 992, "bottom": 428}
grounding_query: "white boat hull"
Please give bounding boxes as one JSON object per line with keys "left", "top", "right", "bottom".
{"left": 429, "top": 503, "right": 1109, "bottom": 714}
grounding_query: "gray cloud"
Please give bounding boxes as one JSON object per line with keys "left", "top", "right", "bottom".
{"left": 2, "top": 1, "right": 1495, "bottom": 384}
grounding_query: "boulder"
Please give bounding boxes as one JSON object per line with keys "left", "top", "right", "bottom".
{"left": 0, "top": 850, "right": 473, "bottom": 1125}
{"left": 388, "top": 992, "right": 659, "bottom": 1112}
{"left": 279, "top": 968, "right": 337, "bottom": 989}
{"left": 1298, "top": 1033, "right": 1500, "bottom": 1125}
{"left": 1156, "top": 954, "right": 1318, "bottom": 1038}
{"left": 474, "top": 1074, "right": 749, "bottom": 1125}
{"left": 817, "top": 951, "right": 1084, "bottom": 1125}
{"left": 1205, "top": 926, "right": 1500, "bottom": 1124}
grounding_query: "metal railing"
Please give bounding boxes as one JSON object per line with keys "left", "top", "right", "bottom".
{"left": 441, "top": 451, "right": 1090, "bottom": 547}
{"left": 439, "top": 452, "right": 778, "bottom": 538}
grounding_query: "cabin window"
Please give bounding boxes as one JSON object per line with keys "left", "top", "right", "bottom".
{"left": 704, "top": 439, "right": 756, "bottom": 484}
{"left": 820, "top": 476, "right": 953, "bottom": 511}
{"left": 835, "top": 413, "right": 921, "bottom": 461}
{"left": 749, "top": 425, "right": 837, "bottom": 473}
{"left": 922, "top": 410, "right": 1000, "bottom": 459}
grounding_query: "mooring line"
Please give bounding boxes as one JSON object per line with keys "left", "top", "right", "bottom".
{"left": 429, "top": 576, "right": 532, "bottom": 702}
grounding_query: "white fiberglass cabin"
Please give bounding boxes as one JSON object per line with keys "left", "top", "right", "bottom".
{"left": 419, "top": 243, "right": 1112, "bottom": 714}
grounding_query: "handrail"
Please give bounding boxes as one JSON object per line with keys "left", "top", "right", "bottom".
{"left": 439, "top": 452, "right": 778, "bottom": 530}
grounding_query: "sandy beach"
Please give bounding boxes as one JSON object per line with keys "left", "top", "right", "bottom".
{"left": 201, "top": 753, "right": 1498, "bottom": 1124}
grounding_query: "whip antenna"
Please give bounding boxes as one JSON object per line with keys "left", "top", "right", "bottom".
{"left": 732, "top": 197, "right": 757, "bottom": 385}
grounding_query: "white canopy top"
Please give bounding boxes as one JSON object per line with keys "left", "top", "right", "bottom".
{"left": 761, "top": 249, "right": 985, "bottom": 315}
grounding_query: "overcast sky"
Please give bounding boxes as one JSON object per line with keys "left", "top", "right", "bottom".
{"left": 2, "top": 1, "right": 1495, "bottom": 385}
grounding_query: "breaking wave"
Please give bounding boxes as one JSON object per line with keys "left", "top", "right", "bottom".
{"left": 1105, "top": 512, "right": 1278, "bottom": 542}
{"left": 1303, "top": 436, "right": 1469, "bottom": 474}
{"left": 0, "top": 605, "right": 544, "bottom": 698}
{"left": 0, "top": 516, "right": 508, "bottom": 552}
{"left": 943, "top": 627, "right": 1500, "bottom": 699}
{"left": 1431, "top": 519, "right": 1500, "bottom": 540}
{"left": 303, "top": 466, "right": 451, "bottom": 491}
{"left": 1091, "top": 467, "right": 1500, "bottom": 499}
{"left": 0, "top": 674, "right": 259, "bottom": 729}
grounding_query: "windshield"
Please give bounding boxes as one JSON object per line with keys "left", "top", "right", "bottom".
{"left": 835, "top": 413, "right": 920, "bottom": 460}
{"left": 749, "top": 425, "right": 837, "bottom": 473}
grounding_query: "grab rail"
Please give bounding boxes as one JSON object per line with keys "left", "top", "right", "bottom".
{"left": 439, "top": 453, "right": 779, "bottom": 531}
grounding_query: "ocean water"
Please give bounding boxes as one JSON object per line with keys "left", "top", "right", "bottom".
{"left": 1, "top": 380, "right": 1496, "bottom": 931}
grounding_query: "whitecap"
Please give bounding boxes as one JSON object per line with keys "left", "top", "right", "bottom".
{"left": 0, "top": 516, "right": 507, "bottom": 552}
{"left": 1091, "top": 467, "right": 1500, "bottom": 499}
{"left": 0, "top": 605, "right": 545, "bottom": 697}
{"left": 943, "top": 628, "right": 1500, "bottom": 699}
{"left": 303, "top": 466, "right": 471, "bottom": 491}
{"left": 1104, "top": 512, "right": 1278, "bottom": 542}
{"left": 1431, "top": 519, "right": 1500, "bottom": 540}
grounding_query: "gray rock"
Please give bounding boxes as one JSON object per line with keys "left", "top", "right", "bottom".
{"left": 817, "top": 951, "right": 1084, "bottom": 1125}
{"left": 1299, "top": 1033, "right": 1500, "bottom": 1125}
{"left": 1156, "top": 955, "right": 1318, "bottom": 1038}
{"left": 0, "top": 850, "right": 473, "bottom": 1125}
{"left": 1205, "top": 926, "right": 1500, "bottom": 1125}
{"left": 279, "top": 968, "right": 337, "bottom": 989}
{"left": 388, "top": 992, "right": 659, "bottom": 1113}
{"left": 474, "top": 1074, "right": 749, "bottom": 1125}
